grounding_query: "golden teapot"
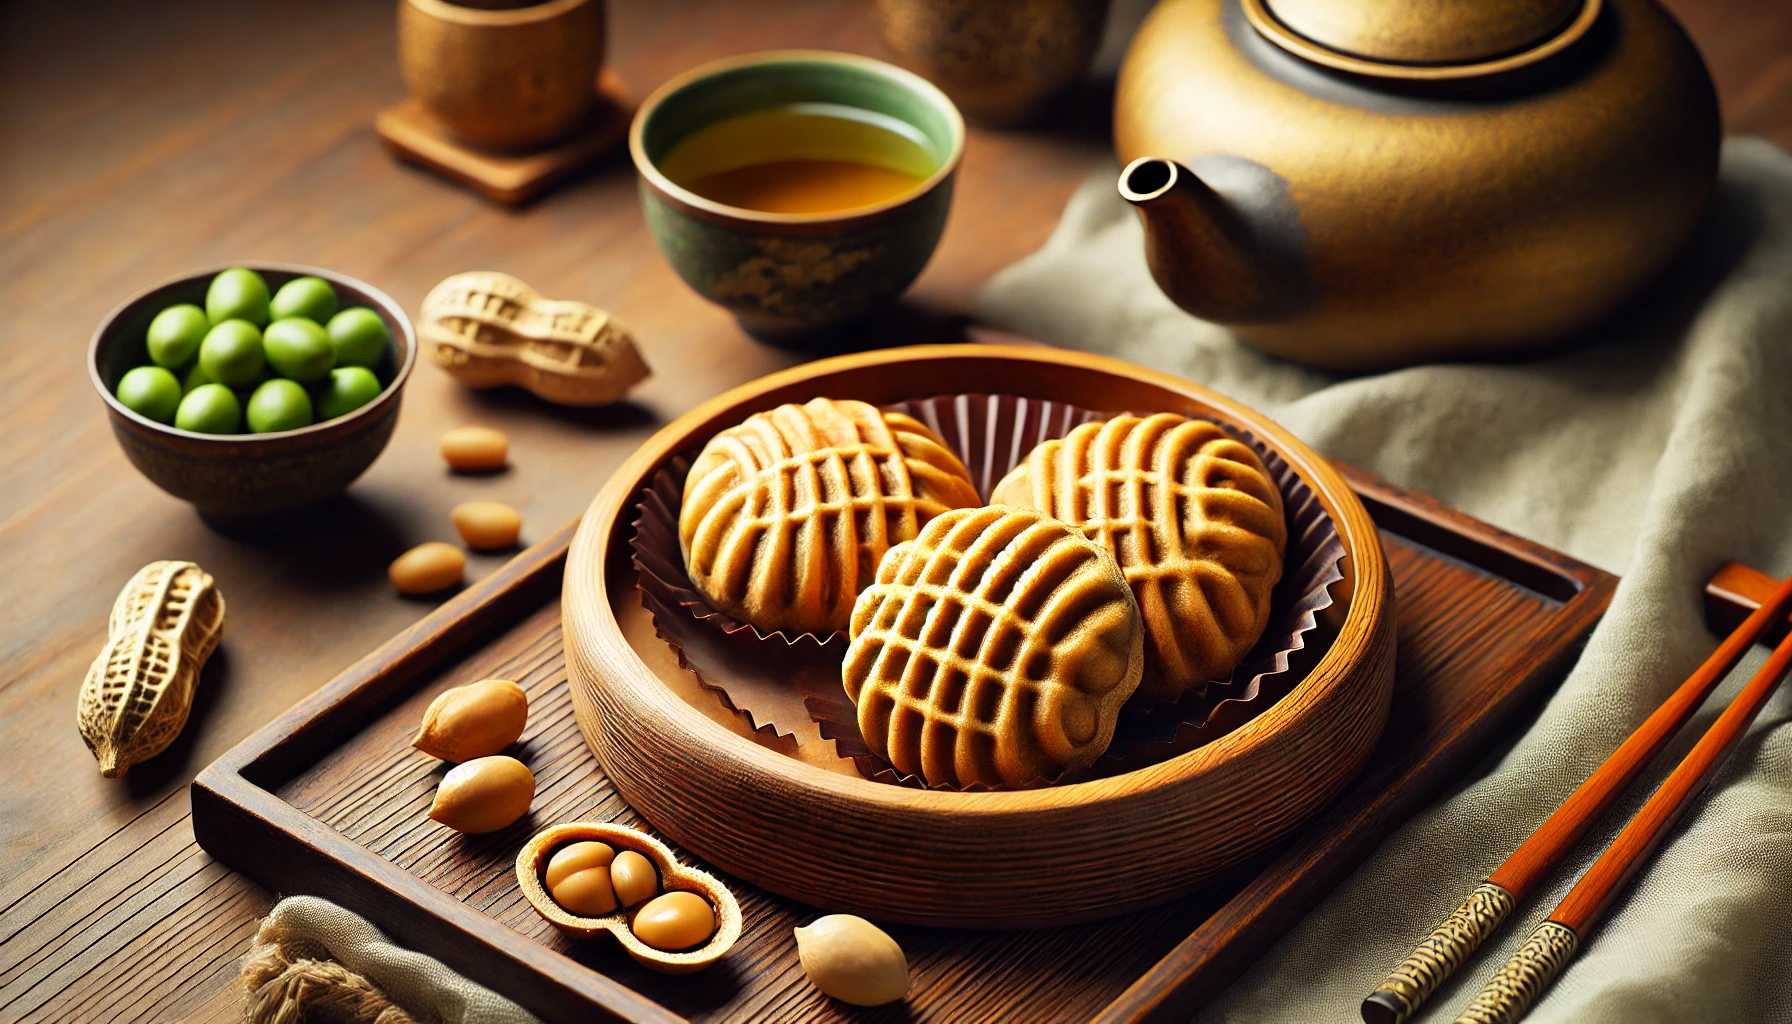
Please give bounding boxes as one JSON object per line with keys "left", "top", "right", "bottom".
{"left": 1114, "top": 0, "right": 1719, "bottom": 370}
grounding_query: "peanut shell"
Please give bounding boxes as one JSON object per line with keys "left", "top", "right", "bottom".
{"left": 516, "top": 822, "right": 742, "bottom": 974}
{"left": 421, "top": 271, "right": 650, "bottom": 406}
{"left": 77, "top": 560, "right": 225, "bottom": 777}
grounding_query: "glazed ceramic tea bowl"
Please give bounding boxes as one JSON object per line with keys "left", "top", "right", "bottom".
{"left": 89, "top": 263, "right": 417, "bottom": 527}
{"left": 630, "top": 50, "right": 964, "bottom": 346}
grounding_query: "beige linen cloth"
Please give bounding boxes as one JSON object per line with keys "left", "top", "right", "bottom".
{"left": 979, "top": 137, "right": 1792, "bottom": 1022}
{"left": 243, "top": 896, "right": 540, "bottom": 1024}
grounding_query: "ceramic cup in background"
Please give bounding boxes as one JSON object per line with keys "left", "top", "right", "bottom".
{"left": 875, "top": 0, "right": 1111, "bottom": 127}
{"left": 398, "top": 0, "right": 607, "bottom": 151}
{"left": 630, "top": 51, "right": 964, "bottom": 346}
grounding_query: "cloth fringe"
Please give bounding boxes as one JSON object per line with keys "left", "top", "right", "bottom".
{"left": 241, "top": 916, "right": 422, "bottom": 1024}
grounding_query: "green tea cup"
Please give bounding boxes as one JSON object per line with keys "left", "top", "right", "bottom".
{"left": 630, "top": 50, "right": 965, "bottom": 346}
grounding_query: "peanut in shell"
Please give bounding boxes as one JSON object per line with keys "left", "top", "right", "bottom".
{"left": 77, "top": 560, "right": 225, "bottom": 777}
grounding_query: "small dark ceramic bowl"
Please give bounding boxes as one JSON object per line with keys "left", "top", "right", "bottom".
{"left": 631, "top": 50, "right": 965, "bottom": 346}
{"left": 89, "top": 263, "right": 417, "bottom": 525}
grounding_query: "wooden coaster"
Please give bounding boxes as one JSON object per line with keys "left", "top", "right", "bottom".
{"left": 376, "top": 69, "right": 632, "bottom": 205}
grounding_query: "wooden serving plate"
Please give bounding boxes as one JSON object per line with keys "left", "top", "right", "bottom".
{"left": 566, "top": 345, "right": 1396, "bottom": 928}
{"left": 192, "top": 347, "right": 1620, "bottom": 1024}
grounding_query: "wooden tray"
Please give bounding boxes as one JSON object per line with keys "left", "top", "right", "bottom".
{"left": 192, "top": 458, "right": 1617, "bottom": 1024}
{"left": 566, "top": 346, "right": 1397, "bottom": 929}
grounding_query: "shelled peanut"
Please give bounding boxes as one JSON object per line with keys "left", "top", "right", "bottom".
{"left": 428, "top": 755, "right": 534, "bottom": 833}
{"left": 632, "top": 892, "right": 715, "bottom": 951}
{"left": 540, "top": 840, "right": 714, "bottom": 951}
{"left": 415, "top": 678, "right": 533, "bottom": 834}
{"left": 387, "top": 428, "right": 524, "bottom": 595}
{"left": 451, "top": 500, "right": 522, "bottom": 550}
{"left": 441, "top": 425, "right": 508, "bottom": 471}
{"left": 795, "top": 914, "right": 910, "bottom": 1006}
{"left": 544, "top": 842, "right": 668, "bottom": 918}
{"left": 610, "top": 851, "right": 659, "bottom": 908}
{"left": 414, "top": 678, "right": 527, "bottom": 762}
{"left": 545, "top": 841, "right": 622, "bottom": 915}
{"left": 389, "top": 541, "right": 465, "bottom": 594}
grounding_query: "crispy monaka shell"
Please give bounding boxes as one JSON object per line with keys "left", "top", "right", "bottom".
{"left": 844, "top": 505, "right": 1145, "bottom": 788}
{"left": 680, "top": 398, "right": 981, "bottom": 637}
{"left": 991, "top": 414, "right": 1285, "bottom": 702}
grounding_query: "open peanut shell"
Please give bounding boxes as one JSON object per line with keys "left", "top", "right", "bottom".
{"left": 514, "top": 822, "right": 742, "bottom": 974}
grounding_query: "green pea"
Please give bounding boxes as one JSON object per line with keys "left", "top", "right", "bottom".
{"left": 314, "top": 366, "right": 382, "bottom": 420}
{"left": 326, "top": 307, "right": 390, "bottom": 368}
{"left": 175, "top": 383, "right": 242, "bottom": 434}
{"left": 264, "top": 317, "right": 335, "bottom": 382}
{"left": 146, "top": 304, "right": 209, "bottom": 369}
{"left": 116, "top": 366, "right": 182, "bottom": 424}
{"left": 270, "top": 276, "right": 338, "bottom": 323}
{"left": 198, "top": 319, "right": 266, "bottom": 386}
{"left": 246, "top": 378, "right": 314, "bottom": 433}
{"left": 182, "top": 360, "right": 215, "bottom": 393}
{"left": 206, "top": 268, "right": 271, "bottom": 327}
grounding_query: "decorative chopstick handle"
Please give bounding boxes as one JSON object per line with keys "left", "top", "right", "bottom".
{"left": 1455, "top": 921, "right": 1580, "bottom": 1024}
{"left": 1362, "top": 882, "right": 1517, "bottom": 1024}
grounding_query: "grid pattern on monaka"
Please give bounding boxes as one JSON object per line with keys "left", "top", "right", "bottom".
{"left": 680, "top": 398, "right": 981, "bottom": 637}
{"left": 844, "top": 506, "right": 1145, "bottom": 789}
{"left": 993, "top": 414, "right": 1286, "bottom": 703}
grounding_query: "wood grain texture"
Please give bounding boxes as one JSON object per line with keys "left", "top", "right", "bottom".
{"left": 1703, "top": 560, "right": 1791, "bottom": 641}
{"left": 1, "top": 0, "right": 1787, "bottom": 1020}
{"left": 1093, "top": 469, "right": 1616, "bottom": 1024}
{"left": 192, "top": 459, "right": 1612, "bottom": 1023}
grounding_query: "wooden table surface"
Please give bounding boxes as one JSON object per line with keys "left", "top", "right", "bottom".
{"left": 1, "top": 1, "right": 1787, "bottom": 1021}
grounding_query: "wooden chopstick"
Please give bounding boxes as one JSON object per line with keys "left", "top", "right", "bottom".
{"left": 1362, "top": 570, "right": 1792, "bottom": 1024}
{"left": 1455, "top": 622, "right": 1792, "bottom": 1023}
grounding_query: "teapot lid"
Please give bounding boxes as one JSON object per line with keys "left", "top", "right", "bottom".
{"left": 1246, "top": 0, "right": 1603, "bottom": 80}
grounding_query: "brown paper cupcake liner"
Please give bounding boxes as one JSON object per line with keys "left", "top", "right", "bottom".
{"left": 630, "top": 393, "right": 1345, "bottom": 786}
{"left": 631, "top": 461, "right": 850, "bottom": 742}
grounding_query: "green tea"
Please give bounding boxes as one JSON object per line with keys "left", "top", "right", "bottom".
{"left": 660, "top": 103, "right": 938, "bottom": 215}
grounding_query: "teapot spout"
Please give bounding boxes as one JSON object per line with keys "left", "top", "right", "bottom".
{"left": 1119, "top": 157, "right": 1305, "bottom": 324}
